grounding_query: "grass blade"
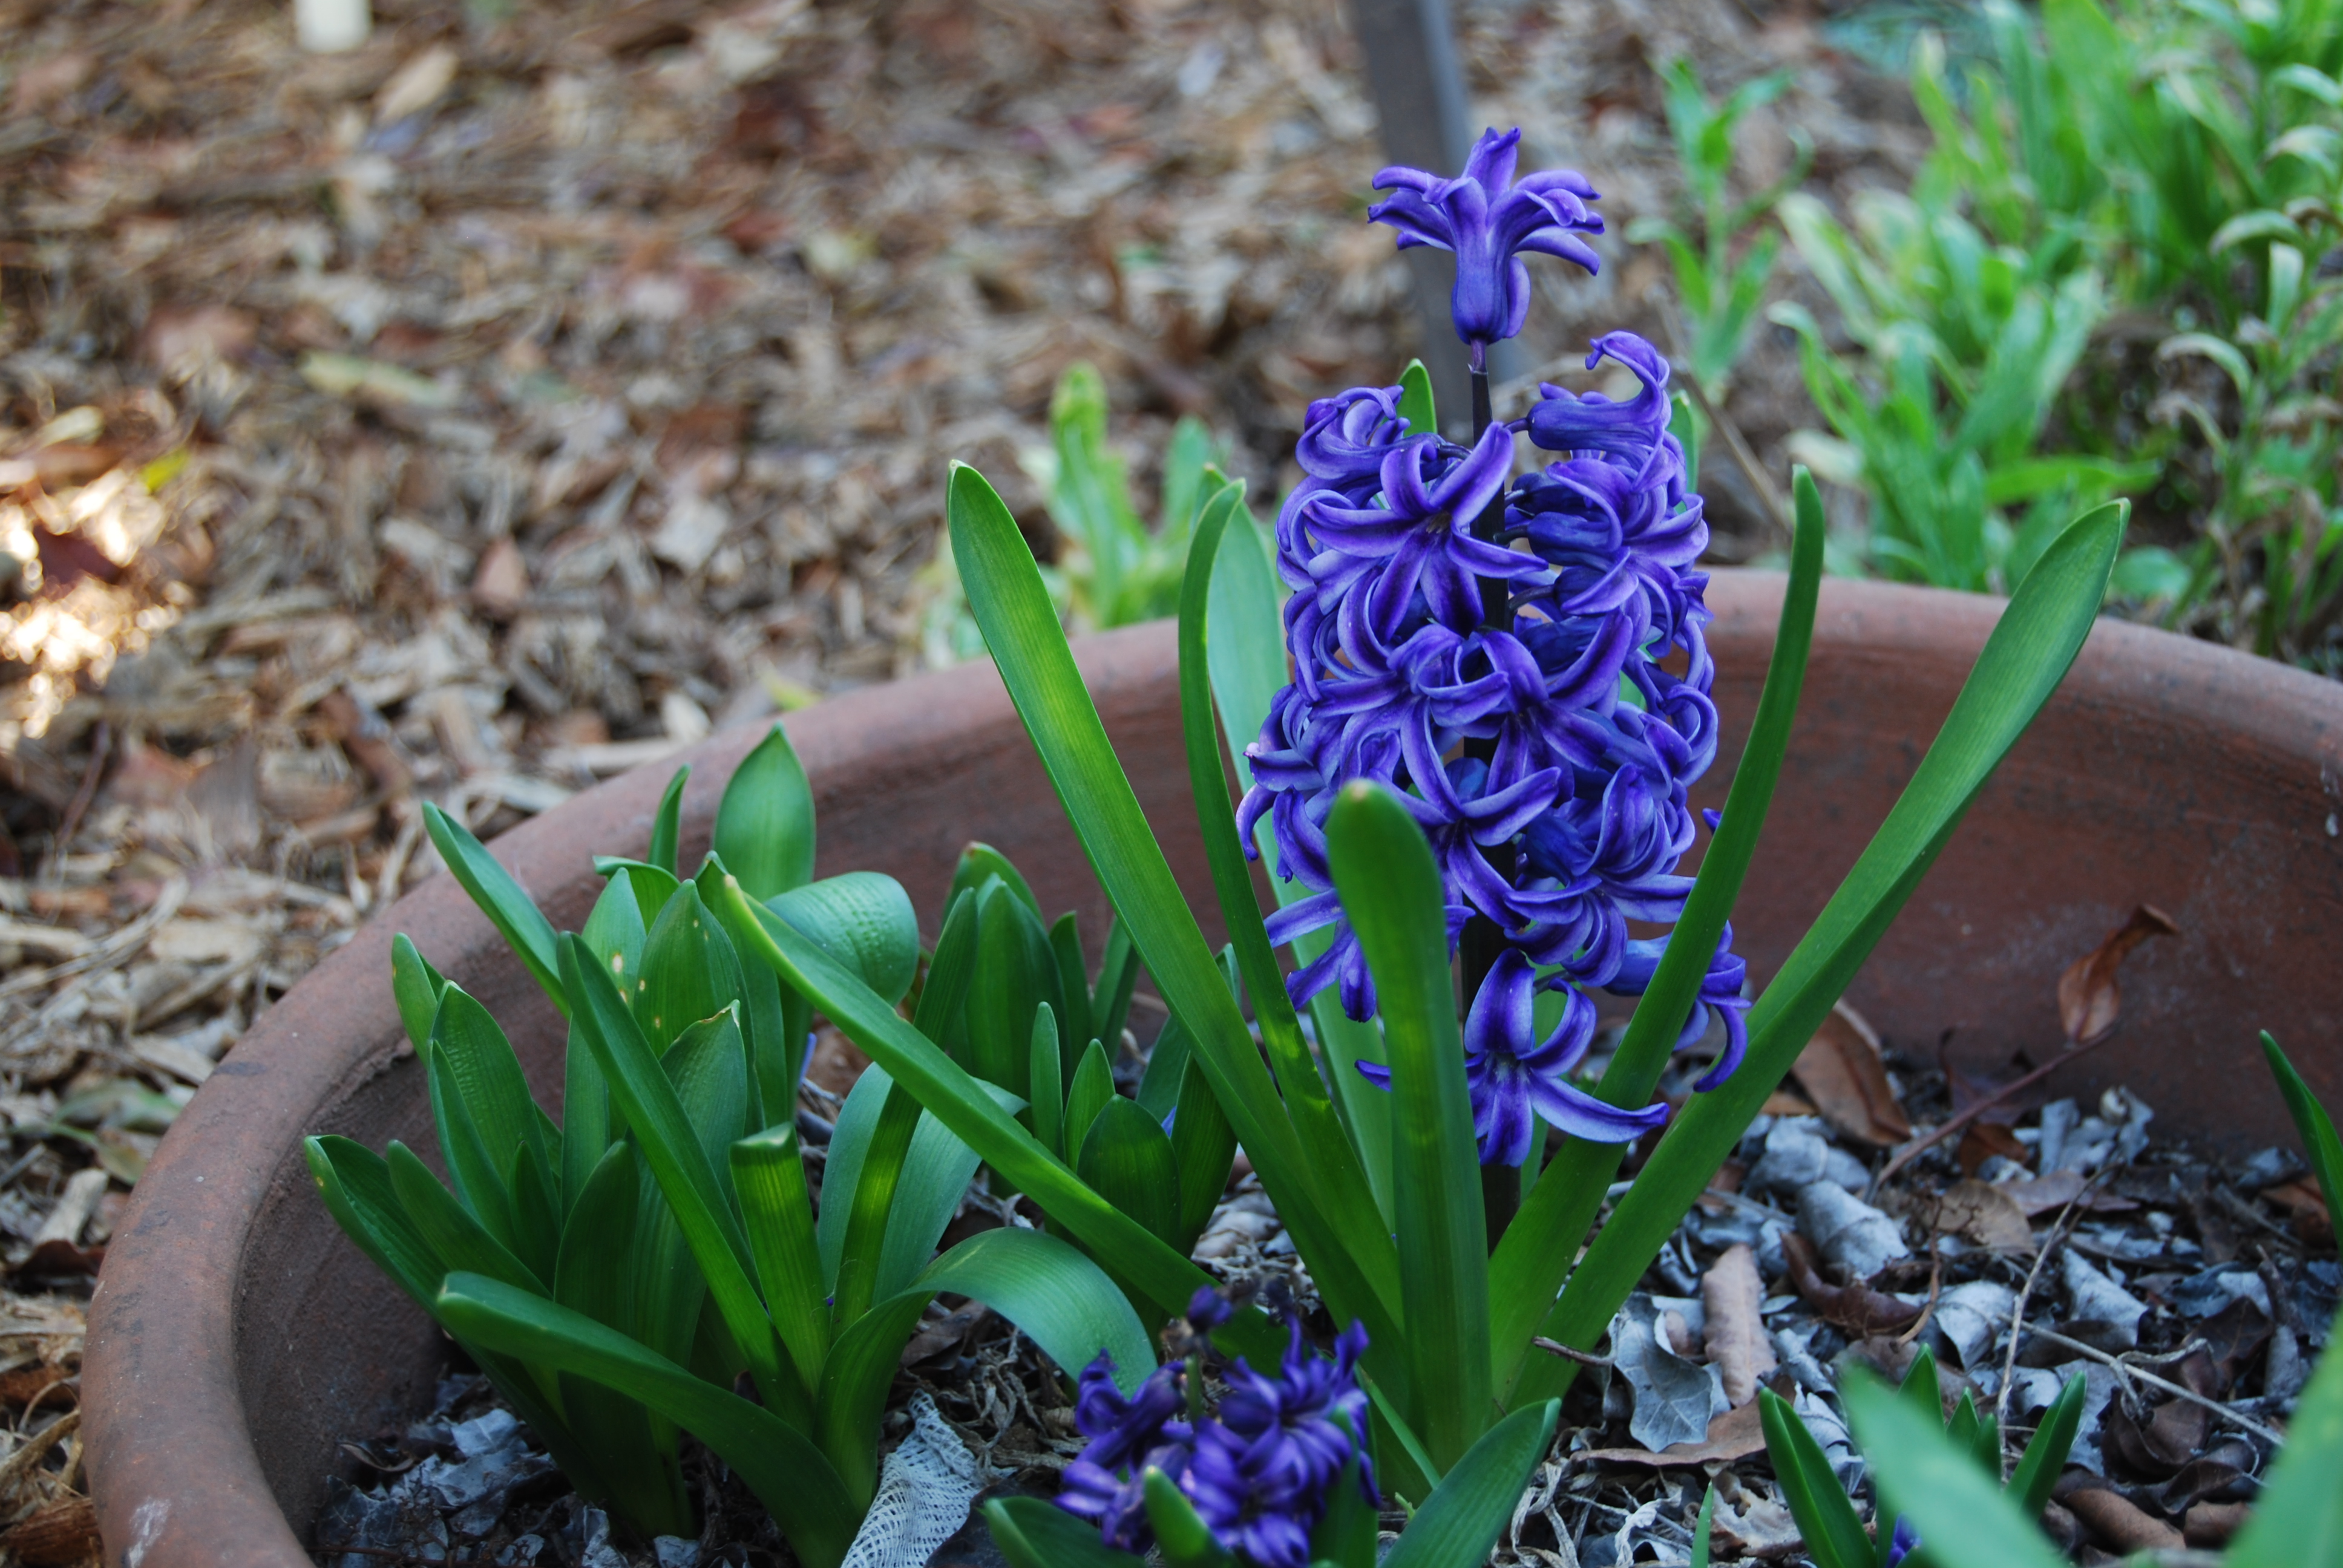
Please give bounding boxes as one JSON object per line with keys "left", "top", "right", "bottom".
{"left": 1326, "top": 781, "right": 1489, "bottom": 1468}
{"left": 1841, "top": 1374, "right": 2067, "bottom": 1568}
{"left": 1380, "top": 1401, "right": 1559, "bottom": 1568}
{"left": 2262, "top": 1031, "right": 2343, "bottom": 1227}
{"left": 2008, "top": 1373, "right": 2084, "bottom": 1520}
{"left": 1758, "top": 1390, "right": 1874, "bottom": 1568}
{"left": 1494, "top": 467, "right": 1824, "bottom": 1399}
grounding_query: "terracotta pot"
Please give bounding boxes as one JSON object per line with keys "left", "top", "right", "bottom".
{"left": 85, "top": 575, "right": 2343, "bottom": 1566}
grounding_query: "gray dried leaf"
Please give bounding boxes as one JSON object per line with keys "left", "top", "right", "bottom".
{"left": 1798, "top": 1180, "right": 1910, "bottom": 1279}
{"left": 2060, "top": 1249, "right": 2149, "bottom": 1350}
{"left": 1608, "top": 1292, "right": 1729, "bottom": 1452}
{"left": 1932, "top": 1279, "right": 2016, "bottom": 1370}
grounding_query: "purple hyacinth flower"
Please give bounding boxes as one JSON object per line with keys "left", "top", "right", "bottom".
{"left": 1056, "top": 1352, "right": 1193, "bottom": 1552}
{"left": 1369, "top": 127, "right": 1604, "bottom": 359}
{"left": 1184, "top": 1319, "right": 1376, "bottom": 1568}
{"left": 1883, "top": 1517, "right": 1921, "bottom": 1568}
{"left": 1610, "top": 923, "right": 1751, "bottom": 1090}
{"left": 1302, "top": 422, "right": 1537, "bottom": 638}
{"left": 1360, "top": 950, "right": 1664, "bottom": 1161}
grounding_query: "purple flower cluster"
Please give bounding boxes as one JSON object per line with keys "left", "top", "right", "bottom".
{"left": 1057, "top": 1293, "right": 1375, "bottom": 1568}
{"left": 1236, "top": 330, "right": 1749, "bottom": 1165}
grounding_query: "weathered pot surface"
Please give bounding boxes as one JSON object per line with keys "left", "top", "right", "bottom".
{"left": 85, "top": 573, "right": 2343, "bottom": 1566}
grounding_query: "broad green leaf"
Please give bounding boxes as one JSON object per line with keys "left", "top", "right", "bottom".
{"left": 1169, "top": 1053, "right": 1236, "bottom": 1251}
{"left": 945, "top": 462, "right": 1400, "bottom": 1359}
{"left": 595, "top": 858, "right": 682, "bottom": 926}
{"left": 1069, "top": 1034, "right": 1119, "bottom": 1146}
{"left": 986, "top": 1496, "right": 1147, "bottom": 1568}
{"left": 2227, "top": 1283, "right": 2343, "bottom": 1567}
{"left": 1050, "top": 912, "right": 1097, "bottom": 1055}
{"left": 1380, "top": 1402, "right": 1560, "bottom": 1568}
{"left": 916, "top": 889, "right": 981, "bottom": 1040}
{"left": 1179, "top": 484, "right": 1389, "bottom": 1275}
{"left": 426, "top": 1040, "right": 515, "bottom": 1250}
{"left": 771, "top": 872, "right": 923, "bottom": 1007}
{"left": 709, "top": 875, "right": 1283, "bottom": 1364}
{"left": 1497, "top": 468, "right": 1824, "bottom": 1399}
{"left": 875, "top": 1076, "right": 1021, "bottom": 1301}
{"left": 507, "top": 1138, "right": 562, "bottom": 1289}
{"left": 1843, "top": 1374, "right": 2067, "bottom": 1568}
{"left": 1529, "top": 500, "right": 2123, "bottom": 1405}
{"left": 423, "top": 803, "right": 564, "bottom": 1013}
{"left": 649, "top": 766, "right": 689, "bottom": 878}
{"left": 1134, "top": 1008, "right": 1190, "bottom": 1122}
{"left": 1093, "top": 916, "right": 1140, "bottom": 1050}
{"left": 2263, "top": 1032, "right": 2343, "bottom": 1229}
{"left": 388, "top": 1141, "right": 546, "bottom": 1296}
{"left": 1029, "top": 1004, "right": 1065, "bottom": 1158}
{"left": 1327, "top": 781, "right": 1487, "bottom": 1468}
{"left": 950, "top": 843, "right": 1041, "bottom": 920}
{"left": 1144, "top": 1468, "right": 1234, "bottom": 1568}
{"left": 1758, "top": 1390, "right": 1874, "bottom": 1568}
{"left": 558, "top": 936, "right": 789, "bottom": 1416}
{"left": 436, "top": 1273, "right": 861, "bottom": 1568}
{"left": 1692, "top": 1488, "right": 1714, "bottom": 1568}
{"left": 817, "top": 1287, "right": 934, "bottom": 1506}
{"left": 553, "top": 1143, "right": 695, "bottom": 1540}
{"left": 2008, "top": 1373, "right": 2084, "bottom": 1519}
{"left": 715, "top": 723, "right": 817, "bottom": 901}
{"left": 831, "top": 1073, "right": 920, "bottom": 1326}
{"left": 968, "top": 881, "right": 1063, "bottom": 1093}
{"left": 429, "top": 987, "right": 551, "bottom": 1200}
{"left": 306, "top": 1135, "right": 442, "bottom": 1309}
{"left": 634, "top": 883, "right": 745, "bottom": 1054}
{"left": 1397, "top": 358, "right": 1437, "bottom": 437}
{"left": 1078, "top": 1097, "right": 1179, "bottom": 1249}
{"left": 816, "top": 1062, "right": 893, "bottom": 1288}
{"left": 390, "top": 935, "right": 448, "bottom": 1054}
{"left": 1310, "top": 1437, "right": 1377, "bottom": 1568}
{"left": 732, "top": 1123, "right": 829, "bottom": 1393}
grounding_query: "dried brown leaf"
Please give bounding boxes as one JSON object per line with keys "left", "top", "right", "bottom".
{"left": 1700, "top": 1243, "right": 1775, "bottom": 1406}
{"left": 1790, "top": 1000, "right": 1912, "bottom": 1146}
{"left": 2057, "top": 904, "right": 2179, "bottom": 1045}
{"left": 1935, "top": 1178, "right": 2036, "bottom": 1251}
{"left": 1781, "top": 1231, "right": 1923, "bottom": 1336}
{"left": 0, "top": 1494, "right": 98, "bottom": 1567}
{"left": 1577, "top": 1400, "right": 1768, "bottom": 1467}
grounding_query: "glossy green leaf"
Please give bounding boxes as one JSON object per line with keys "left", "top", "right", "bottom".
{"left": 831, "top": 1072, "right": 920, "bottom": 1325}
{"left": 716, "top": 723, "right": 817, "bottom": 901}
{"left": 1049, "top": 913, "right": 1096, "bottom": 1056}
{"left": 1063, "top": 1037, "right": 1115, "bottom": 1161}
{"left": 634, "top": 882, "right": 744, "bottom": 1054}
{"left": 1758, "top": 1390, "right": 1874, "bottom": 1568}
{"left": 1169, "top": 1054, "right": 1236, "bottom": 1251}
{"left": 1380, "top": 1401, "right": 1560, "bottom": 1568}
{"left": 710, "top": 875, "right": 1280, "bottom": 1361}
{"left": 425, "top": 1039, "right": 515, "bottom": 1250}
{"left": 1327, "top": 780, "right": 1487, "bottom": 1467}
{"left": 1093, "top": 917, "right": 1139, "bottom": 1051}
{"left": 772, "top": 872, "right": 923, "bottom": 1008}
{"left": 390, "top": 935, "right": 448, "bottom": 1055}
{"left": 1691, "top": 1487, "right": 1715, "bottom": 1568}
{"left": 1309, "top": 1437, "right": 1376, "bottom": 1568}
{"left": 874, "top": 1076, "right": 1019, "bottom": 1301}
{"left": 1531, "top": 500, "right": 2123, "bottom": 1402}
{"left": 1842, "top": 1374, "right": 2067, "bottom": 1568}
{"left": 816, "top": 1063, "right": 891, "bottom": 1287}
{"left": 2008, "top": 1373, "right": 2085, "bottom": 1520}
{"left": 649, "top": 766, "right": 689, "bottom": 878}
{"left": 944, "top": 463, "right": 1399, "bottom": 1357}
{"left": 2263, "top": 1031, "right": 2343, "bottom": 1230}
{"left": 1397, "top": 358, "right": 1437, "bottom": 437}
{"left": 1029, "top": 1003, "right": 1065, "bottom": 1158}
{"left": 437, "top": 1273, "right": 860, "bottom": 1568}
{"left": 388, "top": 1140, "right": 545, "bottom": 1296}
{"left": 508, "top": 1138, "right": 562, "bottom": 1288}
{"left": 2227, "top": 1279, "right": 2343, "bottom": 1568}
{"left": 1078, "top": 1097, "right": 1179, "bottom": 1249}
{"left": 968, "top": 881, "right": 1063, "bottom": 1093}
{"left": 732, "top": 1123, "right": 828, "bottom": 1393}
{"left": 559, "top": 936, "right": 787, "bottom": 1413}
{"left": 307, "top": 1135, "right": 442, "bottom": 1310}
{"left": 986, "top": 1496, "right": 1147, "bottom": 1568}
{"left": 950, "top": 843, "right": 1040, "bottom": 920}
{"left": 1178, "top": 483, "right": 1389, "bottom": 1276}
{"left": 423, "top": 803, "right": 564, "bottom": 1013}
{"left": 595, "top": 858, "right": 682, "bottom": 926}
{"left": 1144, "top": 1468, "right": 1233, "bottom": 1568}
{"left": 429, "top": 987, "right": 551, "bottom": 1200}
{"left": 916, "top": 889, "right": 980, "bottom": 1039}
{"left": 1496, "top": 468, "right": 1824, "bottom": 1399}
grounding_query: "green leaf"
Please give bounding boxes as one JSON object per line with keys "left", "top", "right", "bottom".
{"left": 2263, "top": 1032, "right": 2343, "bottom": 1232}
{"left": 1144, "top": 1468, "right": 1234, "bottom": 1568}
{"left": 423, "top": 803, "right": 565, "bottom": 1014}
{"left": 388, "top": 1140, "right": 546, "bottom": 1296}
{"left": 817, "top": 1062, "right": 893, "bottom": 1289}
{"left": 558, "top": 936, "right": 789, "bottom": 1415}
{"left": 1029, "top": 1004, "right": 1066, "bottom": 1158}
{"left": 508, "top": 1138, "right": 563, "bottom": 1289}
{"left": 831, "top": 1072, "right": 920, "bottom": 1323}
{"left": 425, "top": 1037, "right": 516, "bottom": 1250}
{"left": 771, "top": 872, "right": 926, "bottom": 1009}
{"left": 1498, "top": 468, "right": 1826, "bottom": 1399}
{"left": 1159, "top": 416, "right": 1219, "bottom": 547}
{"left": 1947, "top": 1390, "right": 1998, "bottom": 1478}
{"left": 596, "top": 858, "right": 682, "bottom": 926}
{"left": 1532, "top": 500, "right": 2123, "bottom": 1403}
{"left": 709, "top": 874, "right": 1281, "bottom": 1361}
{"left": 1841, "top": 1375, "right": 2067, "bottom": 1568}
{"left": 307, "top": 1135, "right": 442, "bottom": 1310}
{"left": 1092, "top": 916, "right": 1140, "bottom": 1051}
{"left": 876, "top": 1076, "right": 1023, "bottom": 1302}
{"left": 1310, "top": 1434, "right": 1377, "bottom": 1568}
{"left": 986, "top": 1497, "right": 1147, "bottom": 1568}
{"left": 968, "top": 881, "right": 1063, "bottom": 1094}
{"left": 950, "top": 843, "right": 1041, "bottom": 920}
{"left": 436, "top": 1273, "right": 861, "bottom": 1568}
{"left": 1169, "top": 1053, "right": 1236, "bottom": 1251}
{"left": 716, "top": 723, "right": 818, "bottom": 901}
{"left": 390, "top": 935, "right": 448, "bottom": 1054}
{"left": 1381, "top": 1401, "right": 1560, "bottom": 1568}
{"left": 1397, "top": 358, "right": 1438, "bottom": 437}
{"left": 2007, "top": 1373, "right": 2084, "bottom": 1520}
{"left": 917, "top": 889, "right": 981, "bottom": 1040}
{"left": 1692, "top": 1487, "right": 1715, "bottom": 1568}
{"left": 428, "top": 986, "right": 551, "bottom": 1201}
{"left": 1063, "top": 1038, "right": 1116, "bottom": 1161}
{"left": 1758, "top": 1390, "right": 1874, "bottom": 1568}
{"left": 947, "top": 462, "right": 1398, "bottom": 1356}
{"left": 1135, "top": 1007, "right": 1192, "bottom": 1122}
{"left": 649, "top": 766, "right": 689, "bottom": 878}
{"left": 732, "top": 1123, "right": 829, "bottom": 1394}
{"left": 634, "top": 883, "right": 744, "bottom": 1054}
{"left": 1078, "top": 1097, "right": 1180, "bottom": 1249}
{"left": 923, "top": 1224, "right": 1155, "bottom": 1391}
{"left": 1050, "top": 912, "right": 1097, "bottom": 1057}
{"left": 1327, "top": 781, "right": 1488, "bottom": 1468}
{"left": 2227, "top": 1278, "right": 2343, "bottom": 1568}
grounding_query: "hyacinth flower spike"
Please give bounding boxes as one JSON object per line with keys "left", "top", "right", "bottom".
{"left": 1369, "top": 126, "right": 1605, "bottom": 364}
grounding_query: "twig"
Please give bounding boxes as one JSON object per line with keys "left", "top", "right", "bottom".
{"left": 1653, "top": 296, "right": 1793, "bottom": 543}
{"left": 1871, "top": 1031, "right": 2120, "bottom": 1196}
{"left": 1993, "top": 1171, "right": 2104, "bottom": 1444}
{"left": 1896, "top": 1237, "right": 1947, "bottom": 1347}
{"left": 0, "top": 1408, "right": 77, "bottom": 1494}
{"left": 0, "top": 877, "right": 188, "bottom": 1009}
{"left": 2023, "top": 1327, "right": 2288, "bottom": 1448}
{"left": 1532, "top": 1337, "right": 1614, "bottom": 1370}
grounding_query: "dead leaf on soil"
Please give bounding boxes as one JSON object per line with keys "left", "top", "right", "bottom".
{"left": 1578, "top": 1399, "right": 1768, "bottom": 1467}
{"left": 1700, "top": 1243, "right": 1776, "bottom": 1406}
{"left": 1935, "top": 1178, "right": 2036, "bottom": 1251}
{"left": 1791, "top": 1000, "right": 1912, "bottom": 1146}
{"left": 1781, "top": 1231, "right": 1924, "bottom": 1336}
{"left": 1957, "top": 1119, "right": 2030, "bottom": 1174}
{"left": 2057, "top": 904, "right": 2179, "bottom": 1046}
{"left": 2262, "top": 1176, "right": 2333, "bottom": 1245}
